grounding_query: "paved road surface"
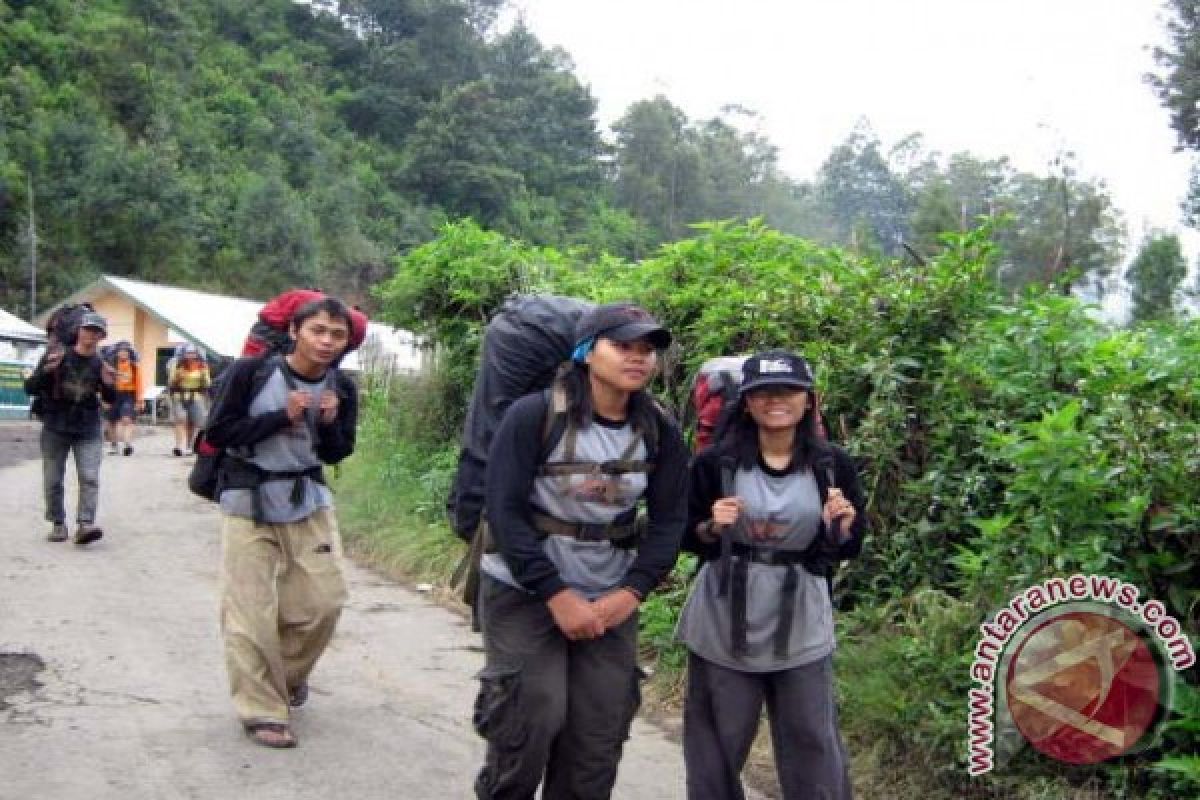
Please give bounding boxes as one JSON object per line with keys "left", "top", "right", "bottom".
{"left": 0, "top": 425, "right": 752, "bottom": 799}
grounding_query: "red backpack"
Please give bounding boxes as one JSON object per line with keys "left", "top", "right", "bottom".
{"left": 241, "top": 289, "right": 369, "bottom": 357}
{"left": 685, "top": 355, "right": 829, "bottom": 452}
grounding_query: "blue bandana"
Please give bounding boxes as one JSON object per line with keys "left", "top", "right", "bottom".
{"left": 571, "top": 336, "right": 596, "bottom": 364}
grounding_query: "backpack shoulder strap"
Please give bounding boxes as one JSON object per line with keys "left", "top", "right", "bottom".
{"left": 247, "top": 355, "right": 282, "bottom": 398}
{"left": 813, "top": 446, "right": 837, "bottom": 492}
{"left": 538, "top": 379, "right": 570, "bottom": 463}
{"left": 639, "top": 397, "right": 666, "bottom": 461}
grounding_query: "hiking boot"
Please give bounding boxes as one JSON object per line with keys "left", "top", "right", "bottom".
{"left": 73, "top": 526, "right": 104, "bottom": 546}
{"left": 123, "top": 445, "right": 133, "bottom": 456}
{"left": 47, "top": 523, "right": 69, "bottom": 542}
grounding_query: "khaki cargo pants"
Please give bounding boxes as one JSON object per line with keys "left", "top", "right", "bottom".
{"left": 219, "top": 507, "right": 348, "bottom": 726}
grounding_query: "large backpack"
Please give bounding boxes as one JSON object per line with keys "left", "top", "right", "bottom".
{"left": 241, "top": 289, "right": 369, "bottom": 358}
{"left": 44, "top": 303, "right": 94, "bottom": 348}
{"left": 684, "top": 355, "right": 830, "bottom": 452}
{"left": 187, "top": 290, "right": 368, "bottom": 503}
{"left": 446, "top": 294, "right": 596, "bottom": 541}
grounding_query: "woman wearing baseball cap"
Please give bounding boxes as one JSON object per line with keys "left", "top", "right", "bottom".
{"left": 472, "top": 302, "right": 688, "bottom": 798}
{"left": 677, "top": 349, "right": 865, "bottom": 799}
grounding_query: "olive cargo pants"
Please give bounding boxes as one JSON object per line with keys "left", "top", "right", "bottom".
{"left": 473, "top": 575, "right": 644, "bottom": 800}
{"left": 219, "top": 507, "right": 347, "bottom": 726}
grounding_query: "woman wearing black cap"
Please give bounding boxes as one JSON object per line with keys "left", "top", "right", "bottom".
{"left": 678, "top": 349, "right": 865, "bottom": 800}
{"left": 472, "top": 302, "right": 689, "bottom": 799}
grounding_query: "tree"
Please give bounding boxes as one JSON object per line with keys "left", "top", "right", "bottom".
{"left": 1127, "top": 231, "right": 1187, "bottom": 323}
{"left": 814, "top": 122, "right": 913, "bottom": 255}
{"left": 1150, "top": 0, "right": 1200, "bottom": 226}
{"left": 1150, "top": 0, "right": 1200, "bottom": 152}
{"left": 611, "top": 95, "right": 696, "bottom": 241}
{"left": 996, "top": 155, "right": 1125, "bottom": 293}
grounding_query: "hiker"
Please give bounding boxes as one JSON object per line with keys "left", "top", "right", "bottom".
{"left": 203, "top": 296, "right": 359, "bottom": 749}
{"left": 106, "top": 343, "right": 141, "bottom": 455}
{"left": 473, "top": 302, "right": 689, "bottom": 799}
{"left": 168, "top": 344, "right": 211, "bottom": 456}
{"left": 677, "top": 349, "right": 865, "bottom": 800}
{"left": 22, "top": 311, "right": 116, "bottom": 545}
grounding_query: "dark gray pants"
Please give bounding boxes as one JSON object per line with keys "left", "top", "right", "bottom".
{"left": 684, "top": 651, "right": 852, "bottom": 800}
{"left": 473, "top": 576, "right": 643, "bottom": 800}
{"left": 40, "top": 428, "right": 103, "bottom": 526}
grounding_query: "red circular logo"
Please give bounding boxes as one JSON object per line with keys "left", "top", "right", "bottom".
{"left": 1005, "top": 611, "right": 1162, "bottom": 764}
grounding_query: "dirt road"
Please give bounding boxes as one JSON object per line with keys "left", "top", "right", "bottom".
{"left": 0, "top": 424, "right": 742, "bottom": 799}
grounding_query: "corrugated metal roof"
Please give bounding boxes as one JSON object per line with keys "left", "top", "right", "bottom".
{"left": 0, "top": 308, "right": 46, "bottom": 342}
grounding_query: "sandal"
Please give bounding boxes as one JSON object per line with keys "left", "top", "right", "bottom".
{"left": 244, "top": 722, "right": 297, "bottom": 749}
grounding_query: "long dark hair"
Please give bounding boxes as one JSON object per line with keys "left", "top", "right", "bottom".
{"left": 559, "top": 360, "right": 659, "bottom": 436}
{"left": 712, "top": 389, "right": 823, "bottom": 471}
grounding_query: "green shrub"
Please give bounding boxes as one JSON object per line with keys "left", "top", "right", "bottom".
{"left": 353, "top": 219, "right": 1198, "bottom": 798}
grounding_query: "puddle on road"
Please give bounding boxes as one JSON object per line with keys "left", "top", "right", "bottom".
{"left": 0, "top": 652, "right": 45, "bottom": 710}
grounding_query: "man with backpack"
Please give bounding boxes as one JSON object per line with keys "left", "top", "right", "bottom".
{"left": 23, "top": 311, "right": 116, "bottom": 545}
{"left": 104, "top": 341, "right": 141, "bottom": 456}
{"left": 168, "top": 344, "right": 211, "bottom": 457}
{"left": 202, "top": 295, "right": 360, "bottom": 749}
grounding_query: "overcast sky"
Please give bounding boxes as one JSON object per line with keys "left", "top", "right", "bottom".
{"left": 506, "top": 0, "right": 1197, "bottom": 264}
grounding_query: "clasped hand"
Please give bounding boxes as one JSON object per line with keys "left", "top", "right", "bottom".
{"left": 286, "top": 389, "right": 339, "bottom": 425}
{"left": 546, "top": 588, "right": 639, "bottom": 641}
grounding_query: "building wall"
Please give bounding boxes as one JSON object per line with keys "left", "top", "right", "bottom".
{"left": 89, "top": 290, "right": 179, "bottom": 391}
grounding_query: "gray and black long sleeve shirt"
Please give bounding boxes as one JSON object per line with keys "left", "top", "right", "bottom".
{"left": 481, "top": 392, "right": 689, "bottom": 601}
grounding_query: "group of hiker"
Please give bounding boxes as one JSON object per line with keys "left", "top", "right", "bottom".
{"left": 464, "top": 302, "right": 865, "bottom": 800}
{"left": 21, "top": 292, "right": 866, "bottom": 800}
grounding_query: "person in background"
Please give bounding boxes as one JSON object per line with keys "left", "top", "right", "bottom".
{"left": 168, "top": 344, "right": 211, "bottom": 456}
{"left": 677, "top": 349, "right": 865, "bottom": 800}
{"left": 22, "top": 312, "right": 116, "bottom": 545}
{"left": 106, "top": 342, "right": 141, "bottom": 456}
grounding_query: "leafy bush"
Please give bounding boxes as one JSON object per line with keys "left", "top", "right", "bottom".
{"left": 358, "top": 218, "right": 1199, "bottom": 798}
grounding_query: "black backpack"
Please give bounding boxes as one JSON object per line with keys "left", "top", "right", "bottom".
{"left": 45, "top": 303, "right": 94, "bottom": 347}
{"left": 446, "top": 294, "right": 596, "bottom": 541}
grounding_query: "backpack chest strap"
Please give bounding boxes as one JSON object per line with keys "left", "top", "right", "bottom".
{"left": 538, "top": 459, "right": 655, "bottom": 477}
{"left": 530, "top": 511, "right": 639, "bottom": 543}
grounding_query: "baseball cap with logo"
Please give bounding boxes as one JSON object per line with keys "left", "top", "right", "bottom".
{"left": 79, "top": 311, "right": 108, "bottom": 335}
{"left": 574, "top": 302, "right": 672, "bottom": 349}
{"left": 739, "top": 349, "right": 814, "bottom": 394}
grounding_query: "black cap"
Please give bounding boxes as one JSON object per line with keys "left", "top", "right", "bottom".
{"left": 78, "top": 311, "right": 108, "bottom": 335}
{"left": 739, "top": 350, "right": 814, "bottom": 394}
{"left": 574, "top": 303, "right": 672, "bottom": 349}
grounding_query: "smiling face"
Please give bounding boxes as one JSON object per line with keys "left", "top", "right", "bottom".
{"left": 744, "top": 385, "right": 810, "bottom": 432}
{"left": 586, "top": 336, "right": 658, "bottom": 394}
